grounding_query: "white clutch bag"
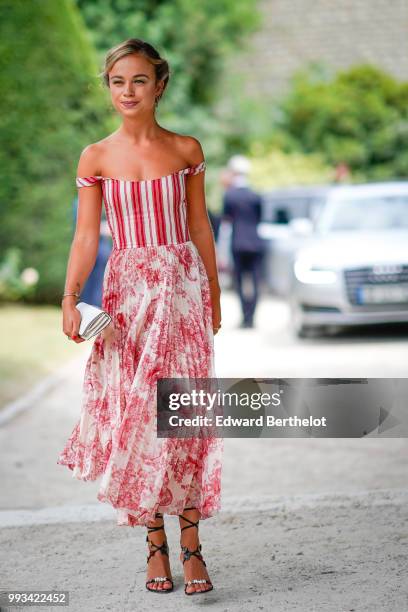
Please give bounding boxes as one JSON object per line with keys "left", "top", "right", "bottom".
{"left": 75, "top": 301, "right": 112, "bottom": 340}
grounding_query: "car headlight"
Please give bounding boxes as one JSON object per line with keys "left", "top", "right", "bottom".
{"left": 294, "top": 259, "right": 337, "bottom": 284}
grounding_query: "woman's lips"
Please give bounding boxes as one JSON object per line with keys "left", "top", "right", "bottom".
{"left": 121, "top": 101, "right": 138, "bottom": 108}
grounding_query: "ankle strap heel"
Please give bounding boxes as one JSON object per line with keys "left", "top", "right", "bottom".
{"left": 145, "top": 512, "right": 174, "bottom": 594}
{"left": 178, "top": 507, "right": 213, "bottom": 595}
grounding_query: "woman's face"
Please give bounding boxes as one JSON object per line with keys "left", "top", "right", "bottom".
{"left": 108, "top": 53, "right": 164, "bottom": 116}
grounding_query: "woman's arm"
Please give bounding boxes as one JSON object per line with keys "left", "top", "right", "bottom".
{"left": 183, "top": 137, "right": 222, "bottom": 334}
{"left": 62, "top": 144, "right": 103, "bottom": 342}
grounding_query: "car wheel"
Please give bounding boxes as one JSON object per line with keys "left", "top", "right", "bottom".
{"left": 296, "top": 324, "right": 329, "bottom": 338}
{"left": 290, "top": 298, "right": 313, "bottom": 337}
{"left": 295, "top": 324, "right": 311, "bottom": 338}
{"left": 290, "top": 297, "right": 329, "bottom": 338}
{"left": 293, "top": 324, "right": 321, "bottom": 338}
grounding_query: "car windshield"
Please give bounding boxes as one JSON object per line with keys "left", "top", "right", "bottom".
{"left": 316, "top": 194, "right": 408, "bottom": 232}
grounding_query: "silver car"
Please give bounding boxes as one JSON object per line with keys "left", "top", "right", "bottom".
{"left": 289, "top": 182, "right": 408, "bottom": 337}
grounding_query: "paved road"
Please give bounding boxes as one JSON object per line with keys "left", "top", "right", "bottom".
{"left": 1, "top": 489, "right": 407, "bottom": 611}
{"left": 215, "top": 292, "right": 408, "bottom": 378}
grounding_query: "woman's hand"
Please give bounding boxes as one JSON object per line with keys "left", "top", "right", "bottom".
{"left": 210, "top": 283, "right": 222, "bottom": 335}
{"left": 62, "top": 297, "right": 86, "bottom": 343}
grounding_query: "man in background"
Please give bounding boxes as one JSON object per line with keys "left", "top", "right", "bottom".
{"left": 222, "top": 155, "right": 266, "bottom": 328}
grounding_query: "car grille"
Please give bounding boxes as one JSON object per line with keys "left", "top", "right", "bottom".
{"left": 344, "top": 265, "right": 408, "bottom": 305}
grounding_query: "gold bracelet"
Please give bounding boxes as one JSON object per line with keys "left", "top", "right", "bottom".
{"left": 62, "top": 291, "right": 80, "bottom": 298}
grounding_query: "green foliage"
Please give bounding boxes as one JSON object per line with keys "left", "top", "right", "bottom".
{"left": 248, "top": 146, "right": 334, "bottom": 189}
{"left": 0, "top": 0, "right": 111, "bottom": 302}
{"left": 0, "top": 247, "right": 39, "bottom": 301}
{"left": 76, "top": 0, "right": 260, "bottom": 109}
{"left": 272, "top": 63, "right": 408, "bottom": 180}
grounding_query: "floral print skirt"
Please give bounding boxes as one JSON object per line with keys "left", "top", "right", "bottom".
{"left": 57, "top": 241, "right": 223, "bottom": 527}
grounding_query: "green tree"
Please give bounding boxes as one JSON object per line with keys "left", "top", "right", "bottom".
{"left": 273, "top": 63, "right": 408, "bottom": 180}
{"left": 0, "top": 0, "right": 112, "bottom": 301}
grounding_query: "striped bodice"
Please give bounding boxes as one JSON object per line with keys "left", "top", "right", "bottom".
{"left": 76, "top": 161, "right": 206, "bottom": 249}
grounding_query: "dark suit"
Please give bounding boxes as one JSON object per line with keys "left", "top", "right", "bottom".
{"left": 223, "top": 184, "right": 266, "bottom": 326}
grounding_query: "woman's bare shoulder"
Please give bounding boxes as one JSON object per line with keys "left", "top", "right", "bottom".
{"left": 166, "top": 131, "right": 205, "bottom": 166}
{"left": 76, "top": 140, "right": 106, "bottom": 177}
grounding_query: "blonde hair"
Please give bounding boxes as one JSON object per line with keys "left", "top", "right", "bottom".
{"left": 99, "top": 38, "right": 170, "bottom": 105}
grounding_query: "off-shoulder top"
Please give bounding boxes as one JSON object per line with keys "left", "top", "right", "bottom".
{"left": 75, "top": 161, "right": 206, "bottom": 249}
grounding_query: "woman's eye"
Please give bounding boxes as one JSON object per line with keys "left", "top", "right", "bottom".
{"left": 113, "top": 80, "right": 145, "bottom": 84}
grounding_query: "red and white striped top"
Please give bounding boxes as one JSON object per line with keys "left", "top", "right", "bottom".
{"left": 76, "top": 161, "right": 206, "bottom": 249}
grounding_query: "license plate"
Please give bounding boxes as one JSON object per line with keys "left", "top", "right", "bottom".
{"left": 357, "top": 284, "right": 408, "bottom": 304}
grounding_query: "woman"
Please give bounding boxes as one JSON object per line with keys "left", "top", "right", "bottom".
{"left": 57, "top": 38, "right": 223, "bottom": 596}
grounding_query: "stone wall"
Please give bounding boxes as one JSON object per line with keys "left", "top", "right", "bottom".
{"left": 228, "top": 0, "right": 408, "bottom": 100}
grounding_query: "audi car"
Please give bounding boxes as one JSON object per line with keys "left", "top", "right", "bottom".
{"left": 288, "top": 182, "right": 408, "bottom": 337}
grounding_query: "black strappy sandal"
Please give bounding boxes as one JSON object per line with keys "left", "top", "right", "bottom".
{"left": 145, "top": 512, "right": 174, "bottom": 594}
{"left": 178, "top": 506, "right": 213, "bottom": 596}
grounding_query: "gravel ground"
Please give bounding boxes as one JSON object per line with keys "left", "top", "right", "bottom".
{"left": 1, "top": 489, "right": 407, "bottom": 612}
